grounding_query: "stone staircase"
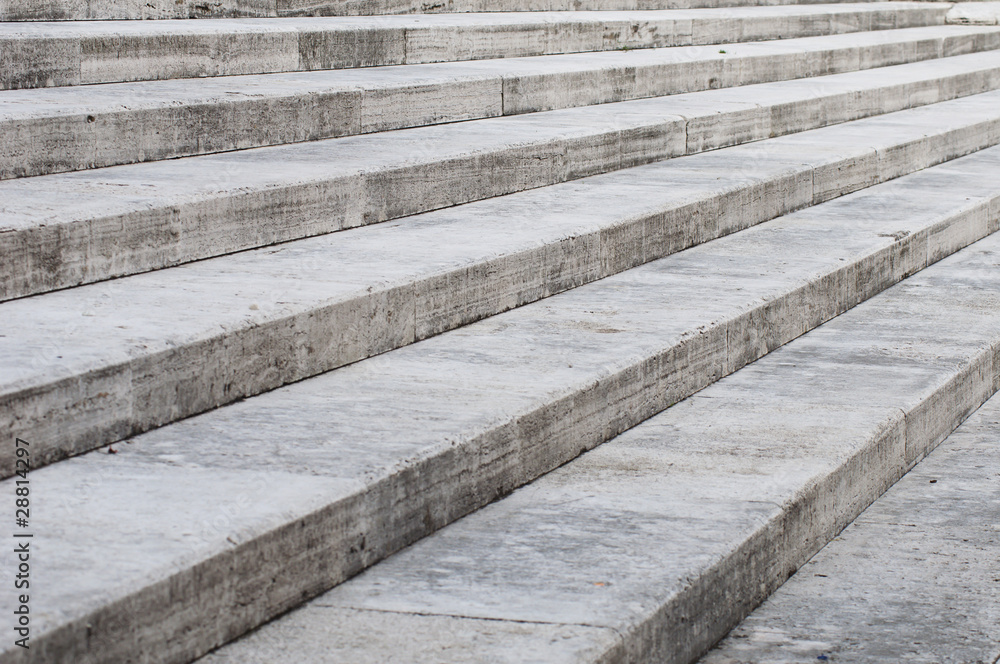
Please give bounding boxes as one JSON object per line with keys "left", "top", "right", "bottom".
{"left": 0, "top": 0, "right": 998, "bottom": 662}
{"left": 702, "top": 388, "right": 1000, "bottom": 663}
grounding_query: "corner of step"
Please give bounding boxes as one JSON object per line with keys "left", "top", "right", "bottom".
{"left": 946, "top": 1, "right": 1000, "bottom": 25}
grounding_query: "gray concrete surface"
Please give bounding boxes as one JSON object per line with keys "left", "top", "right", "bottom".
{"left": 5, "top": 57, "right": 1000, "bottom": 307}
{"left": 703, "top": 393, "right": 1000, "bottom": 664}
{"left": 949, "top": 1, "right": 1000, "bottom": 24}
{"left": 3, "top": 24, "right": 998, "bottom": 180}
{"left": 5, "top": 89, "right": 1000, "bottom": 478}
{"left": 2, "top": 152, "right": 997, "bottom": 664}
{"left": 0, "top": 5, "right": 949, "bottom": 89}
{"left": 0, "top": 0, "right": 903, "bottom": 21}
{"left": 194, "top": 229, "right": 1000, "bottom": 664}
{"left": 4, "top": 4, "right": 999, "bottom": 663}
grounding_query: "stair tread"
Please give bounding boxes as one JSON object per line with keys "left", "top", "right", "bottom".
{"left": 3, "top": 24, "right": 996, "bottom": 180}
{"left": 4, "top": 145, "right": 998, "bottom": 663}
{"left": 5, "top": 87, "right": 1000, "bottom": 476}
{"left": 5, "top": 48, "right": 1000, "bottom": 308}
{"left": 702, "top": 390, "right": 1000, "bottom": 663}
{"left": 194, "top": 225, "right": 1000, "bottom": 664}
{"left": 0, "top": 0, "right": 898, "bottom": 21}
{"left": 0, "top": 3, "right": 949, "bottom": 88}
{"left": 4, "top": 3, "right": 1000, "bottom": 662}
{"left": 0, "top": 3, "right": 944, "bottom": 35}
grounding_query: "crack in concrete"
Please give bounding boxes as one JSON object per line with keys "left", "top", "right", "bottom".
{"left": 317, "top": 603, "right": 620, "bottom": 635}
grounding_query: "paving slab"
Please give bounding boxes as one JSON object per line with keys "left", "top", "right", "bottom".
{"left": 0, "top": 0, "right": 913, "bottom": 22}
{"left": 1, "top": 152, "right": 997, "bottom": 664}
{"left": 0, "top": 4, "right": 949, "bottom": 89}
{"left": 4, "top": 25, "right": 999, "bottom": 180}
{"left": 702, "top": 391, "right": 1000, "bottom": 664}
{"left": 6, "top": 58, "right": 1000, "bottom": 307}
{"left": 194, "top": 224, "right": 1000, "bottom": 664}
{"left": 5, "top": 90, "right": 1000, "bottom": 478}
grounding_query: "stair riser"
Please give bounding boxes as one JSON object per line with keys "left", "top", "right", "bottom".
{"left": 190, "top": 230, "right": 1000, "bottom": 664}
{"left": 6, "top": 63, "right": 1000, "bottom": 307}
{"left": 0, "top": 0, "right": 929, "bottom": 22}
{"left": 314, "top": 258, "right": 1000, "bottom": 664}
{"left": 5, "top": 104, "right": 1000, "bottom": 479}
{"left": 633, "top": 383, "right": 990, "bottom": 664}
{"left": 0, "top": 0, "right": 272, "bottom": 20}
{"left": 613, "top": 340, "right": 999, "bottom": 664}
{"left": 0, "top": 6, "right": 947, "bottom": 90}
{"left": 6, "top": 30, "right": 997, "bottom": 181}
{"left": 703, "top": 393, "right": 1000, "bottom": 664}
{"left": 9, "top": 177, "right": 999, "bottom": 664}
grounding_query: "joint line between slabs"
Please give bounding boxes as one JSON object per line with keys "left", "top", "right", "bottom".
{"left": 317, "top": 603, "right": 623, "bottom": 636}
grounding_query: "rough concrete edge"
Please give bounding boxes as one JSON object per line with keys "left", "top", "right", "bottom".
{"left": 0, "top": 3, "right": 962, "bottom": 91}
{"left": 587, "top": 311, "right": 1000, "bottom": 663}
{"left": 947, "top": 1, "right": 1000, "bottom": 24}
{"left": 0, "top": 0, "right": 933, "bottom": 21}
{"left": 195, "top": 231, "right": 1000, "bottom": 664}
{"left": 6, "top": 169, "right": 999, "bottom": 664}
{"left": 7, "top": 78, "right": 1000, "bottom": 482}
{"left": 2, "top": 17, "right": 974, "bottom": 183}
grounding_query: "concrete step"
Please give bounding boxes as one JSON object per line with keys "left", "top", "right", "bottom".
{"left": 0, "top": 3, "right": 949, "bottom": 89}
{"left": 6, "top": 150, "right": 999, "bottom": 664}
{"left": 950, "top": 1, "right": 1000, "bottom": 26}
{"left": 5, "top": 90, "right": 1000, "bottom": 477}
{"left": 0, "top": 0, "right": 901, "bottom": 22}
{"left": 702, "top": 392, "right": 1000, "bottom": 663}
{"left": 193, "top": 218, "right": 1000, "bottom": 664}
{"left": 5, "top": 25, "right": 999, "bottom": 180}
{"left": 7, "top": 54, "right": 1000, "bottom": 305}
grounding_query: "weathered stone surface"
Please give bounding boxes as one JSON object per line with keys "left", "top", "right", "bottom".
{"left": 4, "top": 25, "right": 999, "bottom": 180}
{"left": 2, "top": 150, "right": 998, "bottom": 664}
{"left": 5, "top": 58, "right": 1000, "bottom": 307}
{"left": 702, "top": 394, "right": 1000, "bottom": 664}
{"left": 0, "top": 0, "right": 934, "bottom": 21}
{"left": 3, "top": 3, "right": 999, "bottom": 663}
{"left": 949, "top": 1, "right": 1000, "bottom": 25}
{"left": 4, "top": 90, "right": 1000, "bottom": 478}
{"left": 0, "top": 0, "right": 278, "bottom": 20}
{"left": 195, "top": 229, "right": 1000, "bottom": 664}
{"left": 0, "top": 4, "right": 950, "bottom": 89}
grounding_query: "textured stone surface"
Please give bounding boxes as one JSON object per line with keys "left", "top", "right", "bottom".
{"left": 5, "top": 57, "right": 1000, "bottom": 306}
{"left": 196, "top": 230, "right": 1000, "bottom": 664}
{"left": 949, "top": 1, "right": 1000, "bottom": 25}
{"left": 0, "top": 5, "right": 950, "bottom": 89}
{"left": 4, "top": 90, "right": 1000, "bottom": 477}
{"left": 5, "top": 24, "right": 997, "bottom": 180}
{"left": 3, "top": 3, "right": 1000, "bottom": 663}
{"left": 703, "top": 394, "right": 1000, "bottom": 664}
{"left": 2, "top": 152, "right": 998, "bottom": 664}
{"left": 0, "top": 0, "right": 928, "bottom": 21}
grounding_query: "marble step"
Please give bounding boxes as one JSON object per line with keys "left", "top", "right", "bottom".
{"left": 199, "top": 214, "right": 1000, "bottom": 664}
{"left": 0, "top": 3, "right": 949, "bottom": 89}
{"left": 6, "top": 54, "right": 1000, "bottom": 306}
{"left": 702, "top": 390, "right": 1000, "bottom": 663}
{"left": 0, "top": 0, "right": 906, "bottom": 24}
{"left": 5, "top": 89, "right": 1000, "bottom": 477}
{"left": 3, "top": 143, "right": 998, "bottom": 664}
{"left": 5, "top": 24, "right": 999, "bottom": 180}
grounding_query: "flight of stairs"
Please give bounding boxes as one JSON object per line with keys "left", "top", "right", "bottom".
{"left": 702, "top": 388, "right": 1000, "bottom": 663}
{"left": 1, "top": 0, "right": 998, "bottom": 661}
